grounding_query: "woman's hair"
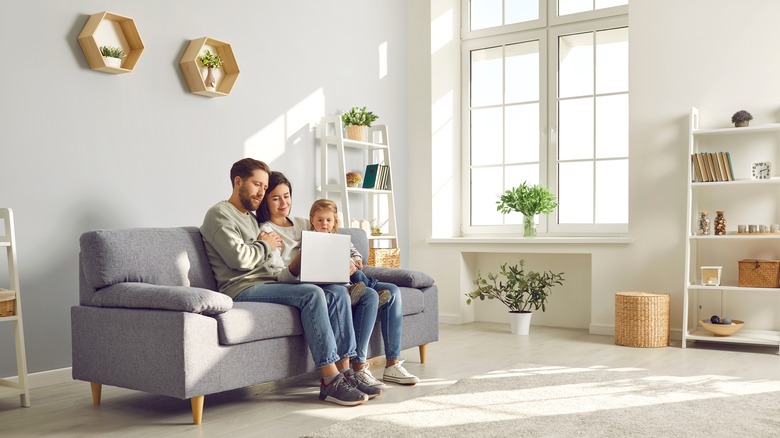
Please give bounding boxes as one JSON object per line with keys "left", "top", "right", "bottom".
{"left": 309, "top": 199, "right": 339, "bottom": 232}
{"left": 256, "top": 171, "right": 292, "bottom": 224}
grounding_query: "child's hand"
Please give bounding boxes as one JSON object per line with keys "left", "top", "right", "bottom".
{"left": 349, "top": 260, "right": 358, "bottom": 276}
{"left": 353, "top": 258, "right": 364, "bottom": 270}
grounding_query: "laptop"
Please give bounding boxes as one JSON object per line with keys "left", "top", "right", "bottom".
{"left": 292, "top": 231, "right": 351, "bottom": 284}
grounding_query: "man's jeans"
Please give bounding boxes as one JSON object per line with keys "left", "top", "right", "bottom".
{"left": 235, "top": 282, "right": 356, "bottom": 369}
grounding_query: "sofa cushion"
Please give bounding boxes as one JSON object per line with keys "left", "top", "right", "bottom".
{"left": 214, "top": 302, "right": 304, "bottom": 345}
{"left": 92, "top": 283, "right": 233, "bottom": 315}
{"left": 364, "top": 266, "right": 435, "bottom": 289}
{"left": 399, "top": 287, "right": 425, "bottom": 316}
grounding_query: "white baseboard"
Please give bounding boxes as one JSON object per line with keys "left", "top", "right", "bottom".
{"left": 590, "top": 323, "right": 682, "bottom": 341}
{"left": 1, "top": 367, "right": 72, "bottom": 389}
{"left": 438, "top": 313, "right": 462, "bottom": 325}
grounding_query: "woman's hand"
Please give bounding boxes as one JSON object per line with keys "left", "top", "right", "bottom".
{"left": 288, "top": 250, "right": 302, "bottom": 277}
{"left": 258, "top": 231, "right": 283, "bottom": 250}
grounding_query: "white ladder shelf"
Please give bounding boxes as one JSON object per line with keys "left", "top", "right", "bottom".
{"left": 0, "top": 208, "right": 31, "bottom": 407}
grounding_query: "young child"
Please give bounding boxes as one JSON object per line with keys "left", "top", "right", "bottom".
{"left": 309, "top": 199, "right": 391, "bottom": 307}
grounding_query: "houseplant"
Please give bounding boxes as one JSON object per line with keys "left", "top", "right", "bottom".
{"left": 465, "top": 259, "right": 565, "bottom": 335}
{"left": 99, "top": 45, "right": 124, "bottom": 68}
{"left": 341, "top": 106, "right": 379, "bottom": 141}
{"left": 496, "top": 181, "right": 558, "bottom": 237}
{"left": 731, "top": 110, "right": 753, "bottom": 127}
{"left": 197, "top": 50, "right": 223, "bottom": 91}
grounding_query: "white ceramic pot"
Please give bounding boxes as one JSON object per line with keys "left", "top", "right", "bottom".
{"left": 103, "top": 56, "right": 122, "bottom": 68}
{"left": 509, "top": 311, "right": 533, "bottom": 335}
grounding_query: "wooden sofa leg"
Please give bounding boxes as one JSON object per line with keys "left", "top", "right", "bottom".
{"left": 419, "top": 344, "right": 428, "bottom": 364}
{"left": 191, "top": 395, "right": 205, "bottom": 425}
{"left": 90, "top": 382, "right": 102, "bottom": 406}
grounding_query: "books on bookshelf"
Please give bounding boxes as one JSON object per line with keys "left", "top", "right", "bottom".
{"left": 691, "top": 151, "right": 734, "bottom": 182}
{"left": 361, "top": 164, "right": 392, "bottom": 190}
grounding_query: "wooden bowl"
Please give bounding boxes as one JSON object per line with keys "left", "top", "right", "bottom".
{"left": 699, "top": 319, "right": 744, "bottom": 337}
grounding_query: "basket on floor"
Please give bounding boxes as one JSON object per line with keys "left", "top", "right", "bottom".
{"left": 614, "top": 292, "right": 670, "bottom": 348}
{"left": 367, "top": 248, "right": 400, "bottom": 268}
{"left": 0, "top": 288, "right": 15, "bottom": 317}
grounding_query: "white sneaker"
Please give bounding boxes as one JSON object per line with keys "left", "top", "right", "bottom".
{"left": 354, "top": 367, "right": 387, "bottom": 389}
{"left": 383, "top": 360, "right": 420, "bottom": 385}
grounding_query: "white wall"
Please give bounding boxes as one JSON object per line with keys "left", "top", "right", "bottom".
{"left": 0, "top": 0, "right": 408, "bottom": 377}
{"left": 409, "top": 1, "right": 780, "bottom": 334}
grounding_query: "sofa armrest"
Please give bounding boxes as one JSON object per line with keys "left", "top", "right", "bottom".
{"left": 362, "top": 267, "right": 435, "bottom": 289}
{"left": 91, "top": 282, "right": 233, "bottom": 315}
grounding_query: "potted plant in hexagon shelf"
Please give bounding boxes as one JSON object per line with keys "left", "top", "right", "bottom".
{"left": 197, "top": 50, "right": 223, "bottom": 91}
{"left": 497, "top": 181, "right": 558, "bottom": 237}
{"left": 466, "top": 259, "right": 565, "bottom": 335}
{"left": 341, "top": 106, "right": 379, "bottom": 142}
{"left": 99, "top": 45, "right": 124, "bottom": 69}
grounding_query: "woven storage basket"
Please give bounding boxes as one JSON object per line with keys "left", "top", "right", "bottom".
{"left": 367, "top": 248, "right": 400, "bottom": 268}
{"left": 738, "top": 259, "right": 780, "bottom": 288}
{"left": 0, "top": 289, "right": 15, "bottom": 317}
{"left": 614, "top": 292, "right": 670, "bottom": 348}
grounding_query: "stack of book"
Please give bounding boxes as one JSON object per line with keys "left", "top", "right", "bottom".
{"left": 362, "top": 164, "right": 392, "bottom": 190}
{"left": 691, "top": 152, "right": 734, "bottom": 182}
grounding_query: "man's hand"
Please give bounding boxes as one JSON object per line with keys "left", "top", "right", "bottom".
{"left": 258, "top": 231, "right": 282, "bottom": 250}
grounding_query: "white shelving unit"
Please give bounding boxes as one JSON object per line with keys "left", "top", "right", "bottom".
{"left": 319, "top": 115, "right": 398, "bottom": 251}
{"left": 0, "top": 208, "right": 31, "bottom": 406}
{"left": 682, "top": 107, "right": 780, "bottom": 354}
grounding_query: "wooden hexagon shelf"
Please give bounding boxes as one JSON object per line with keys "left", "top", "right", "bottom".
{"left": 77, "top": 11, "right": 144, "bottom": 74}
{"left": 179, "top": 37, "right": 240, "bottom": 97}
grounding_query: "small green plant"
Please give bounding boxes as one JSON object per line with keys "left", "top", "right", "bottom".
{"left": 99, "top": 45, "right": 124, "bottom": 59}
{"left": 197, "top": 50, "right": 223, "bottom": 69}
{"left": 341, "top": 106, "right": 379, "bottom": 127}
{"left": 496, "top": 181, "right": 558, "bottom": 217}
{"left": 465, "top": 260, "right": 564, "bottom": 313}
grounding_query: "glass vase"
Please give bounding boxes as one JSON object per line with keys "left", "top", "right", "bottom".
{"left": 523, "top": 215, "right": 536, "bottom": 237}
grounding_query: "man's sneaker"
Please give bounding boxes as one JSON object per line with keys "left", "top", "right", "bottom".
{"left": 319, "top": 374, "right": 369, "bottom": 406}
{"left": 377, "top": 289, "right": 391, "bottom": 307}
{"left": 344, "top": 370, "right": 383, "bottom": 399}
{"left": 348, "top": 282, "right": 366, "bottom": 306}
{"left": 383, "top": 360, "right": 420, "bottom": 386}
{"left": 354, "top": 367, "right": 387, "bottom": 389}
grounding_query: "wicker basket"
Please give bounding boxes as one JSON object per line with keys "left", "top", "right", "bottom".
{"left": 0, "top": 289, "right": 15, "bottom": 317}
{"left": 367, "top": 248, "right": 400, "bottom": 268}
{"left": 738, "top": 259, "right": 780, "bottom": 288}
{"left": 345, "top": 125, "right": 367, "bottom": 142}
{"left": 614, "top": 292, "right": 670, "bottom": 348}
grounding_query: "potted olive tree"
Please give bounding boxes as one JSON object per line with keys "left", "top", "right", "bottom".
{"left": 99, "top": 45, "right": 124, "bottom": 69}
{"left": 465, "top": 259, "right": 564, "bottom": 335}
{"left": 197, "top": 50, "right": 223, "bottom": 91}
{"left": 341, "top": 106, "right": 379, "bottom": 141}
{"left": 497, "top": 181, "right": 558, "bottom": 237}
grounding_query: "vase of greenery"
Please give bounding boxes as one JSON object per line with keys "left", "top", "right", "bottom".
{"left": 497, "top": 182, "right": 558, "bottom": 237}
{"left": 731, "top": 110, "right": 753, "bottom": 128}
{"left": 465, "top": 259, "right": 564, "bottom": 335}
{"left": 99, "top": 45, "right": 124, "bottom": 69}
{"left": 341, "top": 106, "right": 379, "bottom": 141}
{"left": 197, "top": 50, "right": 223, "bottom": 91}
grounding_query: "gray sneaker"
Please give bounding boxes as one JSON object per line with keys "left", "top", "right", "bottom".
{"left": 319, "top": 374, "right": 369, "bottom": 406}
{"left": 344, "top": 369, "right": 383, "bottom": 399}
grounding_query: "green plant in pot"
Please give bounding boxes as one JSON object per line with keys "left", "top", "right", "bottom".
{"left": 99, "top": 45, "right": 124, "bottom": 68}
{"left": 341, "top": 106, "right": 379, "bottom": 141}
{"left": 465, "top": 259, "right": 565, "bottom": 335}
{"left": 497, "top": 182, "right": 558, "bottom": 237}
{"left": 197, "top": 50, "right": 223, "bottom": 90}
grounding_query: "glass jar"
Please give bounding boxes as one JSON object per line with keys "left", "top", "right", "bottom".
{"left": 697, "top": 211, "right": 710, "bottom": 235}
{"left": 714, "top": 211, "right": 726, "bottom": 235}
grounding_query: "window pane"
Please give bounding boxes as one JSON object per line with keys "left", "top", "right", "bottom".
{"left": 559, "top": 0, "right": 592, "bottom": 16}
{"left": 505, "top": 41, "right": 539, "bottom": 103}
{"left": 471, "top": 167, "right": 504, "bottom": 225}
{"left": 595, "top": 94, "right": 628, "bottom": 158}
{"left": 596, "top": 27, "right": 628, "bottom": 94}
{"left": 559, "top": 97, "right": 593, "bottom": 160}
{"left": 558, "top": 161, "right": 593, "bottom": 224}
{"left": 559, "top": 32, "right": 593, "bottom": 98}
{"left": 505, "top": 104, "right": 540, "bottom": 164}
{"left": 595, "top": 159, "right": 628, "bottom": 223}
{"left": 471, "top": 107, "right": 503, "bottom": 166}
{"left": 471, "top": 47, "right": 503, "bottom": 107}
{"left": 506, "top": 0, "right": 540, "bottom": 25}
{"left": 471, "top": 0, "right": 502, "bottom": 31}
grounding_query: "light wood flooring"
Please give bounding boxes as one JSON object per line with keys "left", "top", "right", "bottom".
{"left": 1, "top": 323, "right": 779, "bottom": 437}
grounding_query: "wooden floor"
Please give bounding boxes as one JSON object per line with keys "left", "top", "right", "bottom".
{"left": 2, "top": 323, "right": 779, "bottom": 437}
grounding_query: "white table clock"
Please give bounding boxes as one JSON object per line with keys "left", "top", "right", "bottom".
{"left": 751, "top": 161, "right": 771, "bottom": 180}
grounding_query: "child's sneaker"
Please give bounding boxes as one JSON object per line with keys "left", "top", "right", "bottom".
{"left": 348, "top": 282, "right": 366, "bottom": 306}
{"left": 353, "top": 367, "right": 387, "bottom": 389}
{"left": 344, "top": 369, "right": 383, "bottom": 399}
{"left": 319, "top": 374, "right": 369, "bottom": 406}
{"left": 377, "top": 289, "right": 391, "bottom": 307}
{"left": 383, "top": 360, "right": 420, "bottom": 386}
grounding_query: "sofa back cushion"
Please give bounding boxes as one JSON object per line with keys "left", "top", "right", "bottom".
{"left": 338, "top": 228, "right": 369, "bottom": 261}
{"left": 80, "top": 227, "right": 218, "bottom": 294}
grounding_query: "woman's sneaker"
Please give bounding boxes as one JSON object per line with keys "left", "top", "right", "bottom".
{"left": 383, "top": 360, "right": 420, "bottom": 385}
{"left": 348, "top": 282, "right": 366, "bottom": 306}
{"left": 377, "top": 289, "right": 391, "bottom": 307}
{"left": 344, "top": 370, "right": 383, "bottom": 399}
{"left": 319, "top": 374, "right": 369, "bottom": 406}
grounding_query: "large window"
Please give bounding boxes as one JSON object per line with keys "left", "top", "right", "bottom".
{"left": 463, "top": 0, "right": 628, "bottom": 235}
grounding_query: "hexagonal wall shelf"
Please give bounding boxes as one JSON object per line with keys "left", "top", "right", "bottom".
{"left": 179, "top": 37, "right": 240, "bottom": 97}
{"left": 77, "top": 11, "right": 144, "bottom": 74}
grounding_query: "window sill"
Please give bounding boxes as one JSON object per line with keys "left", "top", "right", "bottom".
{"left": 427, "top": 236, "right": 634, "bottom": 245}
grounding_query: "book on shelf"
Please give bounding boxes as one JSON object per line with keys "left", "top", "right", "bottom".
{"left": 361, "top": 164, "right": 391, "bottom": 189}
{"left": 362, "top": 164, "right": 379, "bottom": 189}
{"left": 725, "top": 152, "right": 734, "bottom": 180}
{"left": 695, "top": 153, "right": 708, "bottom": 182}
{"left": 692, "top": 152, "right": 735, "bottom": 182}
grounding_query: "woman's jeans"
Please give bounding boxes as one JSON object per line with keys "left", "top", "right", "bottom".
{"left": 234, "top": 282, "right": 355, "bottom": 369}
{"left": 350, "top": 277, "right": 403, "bottom": 363}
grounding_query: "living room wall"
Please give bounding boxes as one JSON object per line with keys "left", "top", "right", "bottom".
{"left": 0, "top": 0, "right": 408, "bottom": 379}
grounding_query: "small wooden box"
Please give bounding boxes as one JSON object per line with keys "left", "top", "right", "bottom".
{"left": 738, "top": 259, "right": 780, "bottom": 288}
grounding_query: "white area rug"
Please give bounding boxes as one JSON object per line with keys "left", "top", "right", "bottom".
{"left": 305, "top": 363, "right": 780, "bottom": 437}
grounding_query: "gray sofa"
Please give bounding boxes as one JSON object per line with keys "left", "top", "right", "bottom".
{"left": 71, "top": 227, "right": 438, "bottom": 424}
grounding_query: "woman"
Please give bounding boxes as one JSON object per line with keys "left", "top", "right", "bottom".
{"left": 257, "top": 171, "right": 419, "bottom": 388}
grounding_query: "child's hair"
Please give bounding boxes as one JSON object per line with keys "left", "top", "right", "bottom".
{"left": 309, "top": 199, "right": 339, "bottom": 232}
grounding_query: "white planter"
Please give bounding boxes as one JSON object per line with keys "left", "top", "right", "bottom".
{"left": 509, "top": 311, "right": 533, "bottom": 335}
{"left": 103, "top": 56, "right": 122, "bottom": 68}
